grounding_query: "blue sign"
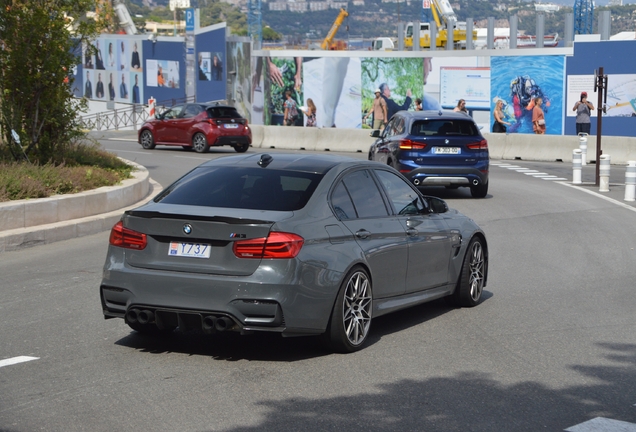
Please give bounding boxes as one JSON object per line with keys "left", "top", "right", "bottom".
{"left": 185, "top": 8, "right": 195, "bottom": 32}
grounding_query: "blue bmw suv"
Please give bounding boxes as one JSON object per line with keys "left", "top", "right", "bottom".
{"left": 369, "top": 110, "right": 489, "bottom": 198}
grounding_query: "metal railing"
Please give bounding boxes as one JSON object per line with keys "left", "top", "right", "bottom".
{"left": 79, "top": 96, "right": 196, "bottom": 131}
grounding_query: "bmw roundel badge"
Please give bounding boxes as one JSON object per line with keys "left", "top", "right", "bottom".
{"left": 183, "top": 223, "right": 193, "bottom": 235}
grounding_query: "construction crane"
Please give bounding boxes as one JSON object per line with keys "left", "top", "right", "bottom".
{"left": 321, "top": 7, "right": 348, "bottom": 50}
{"left": 573, "top": 0, "right": 594, "bottom": 34}
{"left": 248, "top": 0, "right": 262, "bottom": 46}
{"left": 405, "top": 0, "right": 475, "bottom": 49}
{"left": 113, "top": 0, "right": 137, "bottom": 35}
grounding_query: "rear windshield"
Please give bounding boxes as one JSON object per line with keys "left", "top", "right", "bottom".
{"left": 411, "top": 120, "right": 479, "bottom": 137}
{"left": 155, "top": 167, "right": 323, "bottom": 211}
{"left": 207, "top": 107, "right": 242, "bottom": 119}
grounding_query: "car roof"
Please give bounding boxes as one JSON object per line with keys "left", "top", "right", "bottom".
{"left": 198, "top": 153, "right": 371, "bottom": 175}
{"left": 169, "top": 102, "right": 237, "bottom": 110}
{"left": 396, "top": 110, "right": 475, "bottom": 121}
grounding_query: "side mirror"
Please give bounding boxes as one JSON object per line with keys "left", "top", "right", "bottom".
{"left": 370, "top": 129, "right": 380, "bottom": 138}
{"left": 428, "top": 197, "right": 449, "bottom": 214}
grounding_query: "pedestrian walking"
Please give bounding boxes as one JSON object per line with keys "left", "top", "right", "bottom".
{"left": 492, "top": 100, "right": 510, "bottom": 133}
{"left": 532, "top": 97, "right": 546, "bottom": 134}
{"left": 573, "top": 91, "right": 593, "bottom": 135}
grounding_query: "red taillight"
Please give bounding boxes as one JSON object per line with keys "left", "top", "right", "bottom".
{"left": 207, "top": 119, "right": 219, "bottom": 127}
{"left": 233, "top": 232, "right": 304, "bottom": 259}
{"left": 399, "top": 139, "right": 427, "bottom": 150}
{"left": 467, "top": 139, "right": 488, "bottom": 150}
{"left": 109, "top": 221, "right": 147, "bottom": 250}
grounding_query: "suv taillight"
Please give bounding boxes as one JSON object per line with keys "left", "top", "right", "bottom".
{"left": 233, "top": 232, "right": 304, "bottom": 259}
{"left": 109, "top": 221, "right": 147, "bottom": 250}
{"left": 467, "top": 139, "right": 488, "bottom": 150}
{"left": 399, "top": 139, "right": 427, "bottom": 150}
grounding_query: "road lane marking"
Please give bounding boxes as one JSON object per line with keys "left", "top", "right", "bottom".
{"left": 0, "top": 356, "right": 39, "bottom": 368}
{"left": 559, "top": 181, "right": 636, "bottom": 213}
{"left": 565, "top": 417, "right": 636, "bottom": 431}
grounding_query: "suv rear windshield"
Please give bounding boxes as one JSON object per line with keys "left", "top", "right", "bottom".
{"left": 411, "top": 120, "right": 479, "bottom": 137}
{"left": 155, "top": 167, "right": 323, "bottom": 211}
{"left": 207, "top": 107, "right": 242, "bottom": 119}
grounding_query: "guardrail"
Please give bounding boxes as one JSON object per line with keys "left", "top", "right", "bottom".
{"left": 79, "top": 96, "right": 196, "bottom": 131}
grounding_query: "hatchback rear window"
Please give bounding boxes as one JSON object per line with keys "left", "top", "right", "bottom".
{"left": 207, "top": 107, "right": 242, "bottom": 119}
{"left": 411, "top": 120, "right": 479, "bottom": 137}
{"left": 155, "top": 167, "right": 323, "bottom": 211}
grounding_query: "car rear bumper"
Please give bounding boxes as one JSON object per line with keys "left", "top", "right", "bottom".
{"left": 212, "top": 134, "right": 251, "bottom": 146}
{"left": 404, "top": 166, "right": 489, "bottom": 187}
{"left": 100, "top": 248, "right": 338, "bottom": 336}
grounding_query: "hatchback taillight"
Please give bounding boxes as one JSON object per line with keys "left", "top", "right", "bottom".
{"left": 109, "top": 221, "right": 147, "bottom": 250}
{"left": 399, "top": 139, "right": 427, "bottom": 150}
{"left": 467, "top": 139, "right": 488, "bottom": 150}
{"left": 233, "top": 232, "right": 304, "bottom": 259}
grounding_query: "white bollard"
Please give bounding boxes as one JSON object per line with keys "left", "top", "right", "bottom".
{"left": 599, "top": 154, "right": 611, "bottom": 193}
{"left": 572, "top": 149, "right": 582, "bottom": 184}
{"left": 578, "top": 133, "right": 588, "bottom": 166}
{"left": 625, "top": 161, "right": 636, "bottom": 202}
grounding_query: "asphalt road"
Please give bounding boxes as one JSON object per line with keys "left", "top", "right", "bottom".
{"left": 1, "top": 133, "right": 636, "bottom": 432}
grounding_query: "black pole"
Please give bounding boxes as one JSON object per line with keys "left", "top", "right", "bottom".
{"left": 595, "top": 67, "right": 604, "bottom": 186}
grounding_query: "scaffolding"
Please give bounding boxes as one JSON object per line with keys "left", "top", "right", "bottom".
{"left": 573, "top": 0, "right": 594, "bottom": 34}
{"left": 248, "top": 0, "right": 262, "bottom": 47}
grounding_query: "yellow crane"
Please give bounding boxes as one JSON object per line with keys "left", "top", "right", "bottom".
{"left": 404, "top": 0, "right": 476, "bottom": 49}
{"left": 321, "top": 7, "right": 348, "bottom": 50}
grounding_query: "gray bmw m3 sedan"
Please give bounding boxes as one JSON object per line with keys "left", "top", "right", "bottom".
{"left": 100, "top": 153, "right": 488, "bottom": 352}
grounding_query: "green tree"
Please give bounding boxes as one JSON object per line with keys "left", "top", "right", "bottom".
{"left": 0, "top": 0, "right": 104, "bottom": 164}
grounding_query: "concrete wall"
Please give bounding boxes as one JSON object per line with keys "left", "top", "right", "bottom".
{"left": 250, "top": 125, "right": 636, "bottom": 164}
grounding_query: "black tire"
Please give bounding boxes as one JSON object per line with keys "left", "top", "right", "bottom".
{"left": 192, "top": 133, "right": 210, "bottom": 153}
{"left": 470, "top": 182, "right": 488, "bottom": 198}
{"left": 453, "top": 237, "right": 486, "bottom": 307}
{"left": 139, "top": 130, "right": 155, "bottom": 150}
{"left": 323, "top": 266, "right": 373, "bottom": 353}
{"left": 234, "top": 142, "right": 249, "bottom": 153}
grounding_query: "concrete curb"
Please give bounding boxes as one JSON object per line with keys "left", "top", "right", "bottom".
{"left": 0, "top": 160, "right": 161, "bottom": 253}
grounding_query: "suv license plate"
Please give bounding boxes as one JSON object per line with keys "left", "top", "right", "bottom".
{"left": 169, "top": 242, "right": 211, "bottom": 258}
{"left": 224, "top": 124, "right": 239, "bottom": 129}
{"left": 434, "top": 147, "right": 460, "bottom": 154}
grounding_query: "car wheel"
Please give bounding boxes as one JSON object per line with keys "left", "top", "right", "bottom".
{"left": 140, "top": 130, "right": 155, "bottom": 150}
{"left": 234, "top": 142, "right": 249, "bottom": 153}
{"left": 470, "top": 182, "right": 488, "bottom": 198}
{"left": 192, "top": 133, "right": 210, "bottom": 153}
{"left": 323, "top": 266, "right": 373, "bottom": 353}
{"left": 453, "top": 237, "right": 486, "bottom": 307}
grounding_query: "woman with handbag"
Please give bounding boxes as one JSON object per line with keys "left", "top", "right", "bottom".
{"left": 532, "top": 97, "right": 546, "bottom": 134}
{"left": 492, "top": 100, "right": 509, "bottom": 133}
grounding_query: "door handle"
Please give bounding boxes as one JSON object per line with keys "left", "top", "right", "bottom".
{"left": 355, "top": 229, "right": 370, "bottom": 239}
{"left": 406, "top": 228, "right": 418, "bottom": 237}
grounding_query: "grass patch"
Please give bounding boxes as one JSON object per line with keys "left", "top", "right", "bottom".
{"left": 0, "top": 143, "right": 133, "bottom": 202}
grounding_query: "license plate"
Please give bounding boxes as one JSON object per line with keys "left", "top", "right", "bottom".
{"left": 169, "top": 242, "right": 211, "bottom": 259}
{"left": 434, "top": 147, "right": 460, "bottom": 154}
{"left": 223, "top": 124, "right": 239, "bottom": 129}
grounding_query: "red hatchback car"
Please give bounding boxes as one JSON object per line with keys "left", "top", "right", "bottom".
{"left": 138, "top": 103, "right": 252, "bottom": 153}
